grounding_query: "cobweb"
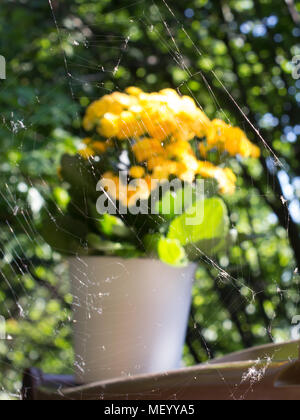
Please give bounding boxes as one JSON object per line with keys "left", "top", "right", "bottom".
{"left": 0, "top": 0, "right": 299, "bottom": 400}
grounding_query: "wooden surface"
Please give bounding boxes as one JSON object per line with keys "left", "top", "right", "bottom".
{"left": 22, "top": 340, "right": 300, "bottom": 400}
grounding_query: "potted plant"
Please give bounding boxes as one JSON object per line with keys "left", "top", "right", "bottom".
{"left": 41, "top": 87, "right": 260, "bottom": 384}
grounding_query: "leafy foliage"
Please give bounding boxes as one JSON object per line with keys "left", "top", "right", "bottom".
{"left": 42, "top": 151, "right": 230, "bottom": 265}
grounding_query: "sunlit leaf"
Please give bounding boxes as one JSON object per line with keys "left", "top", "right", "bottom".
{"left": 168, "top": 197, "right": 229, "bottom": 259}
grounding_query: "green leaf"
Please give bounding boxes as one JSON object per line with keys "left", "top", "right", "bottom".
{"left": 143, "top": 233, "right": 162, "bottom": 255}
{"left": 167, "top": 197, "right": 229, "bottom": 260}
{"left": 88, "top": 203, "right": 133, "bottom": 239}
{"left": 87, "top": 233, "right": 138, "bottom": 255}
{"left": 156, "top": 184, "right": 195, "bottom": 221}
{"left": 157, "top": 237, "right": 188, "bottom": 267}
{"left": 60, "top": 154, "right": 98, "bottom": 200}
{"left": 143, "top": 234, "right": 188, "bottom": 266}
{"left": 40, "top": 212, "right": 89, "bottom": 255}
{"left": 98, "top": 214, "right": 133, "bottom": 238}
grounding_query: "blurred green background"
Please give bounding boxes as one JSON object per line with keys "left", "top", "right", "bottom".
{"left": 1, "top": 0, "right": 300, "bottom": 399}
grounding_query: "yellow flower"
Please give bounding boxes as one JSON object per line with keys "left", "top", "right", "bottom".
{"left": 83, "top": 98, "right": 110, "bottom": 131}
{"left": 177, "top": 167, "right": 196, "bottom": 183}
{"left": 147, "top": 156, "right": 168, "bottom": 171}
{"left": 110, "top": 92, "right": 133, "bottom": 110}
{"left": 162, "top": 140, "right": 199, "bottom": 182}
{"left": 98, "top": 113, "right": 120, "bottom": 138}
{"left": 129, "top": 104, "right": 143, "bottom": 115}
{"left": 127, "top": 179, "right": 150, "bottom": 207}
{"left": 129, "top": 166, "right": 145, "bottom": 179}
{"left": 144, "top": 175, "right": 159, "bottom": 192}
{"left": 83, "top": 87, "right": 213, "bottom": 143}
{"left": 206, "top": 119, "right": 260, "bottom": 159}
{"left": 166, "top": 140, "right": 193, "bottom": 158}
{"left": 160, "top": 89, "right": 180, "bottom": 100}
{"left": 100, "top": 171, "right": 120, "bottom": 202}
{"left": 197, "top": 161, "right": 218, "bottom": 179}
{"left": 86, "top": 98, "right": 108, "bottom": 117}
{"left": 132, "top": 138, "right": 164, "bottom": 162}
{"left": 79, "top": 147, "right": 95, "bottom": 159}
{"left": 172, "top": 125, "right": 195, "bottom": 142}
{"left": 160, "top": 160, "right": 178, "bottom": 176}
{"left": 92, "top": 141, "right": 107, "bottom": 154}
{"left": 181, "top": 153, "right": 199, "bottom": 172}
{"left": 83, "top": 115, "right": 94, "bottom": 132}
{"left": 126, "top": 86, "right": 142, "bottom": 96}
{"left": 80, "top": 87, "right": 262, "bottom": 204}
{"left": 152, "top": 166, "right": 172, "bottom": 181}
{"left": 206, "top": 119, "right": 228, "bottom": 146}
{"left": 118, "top": 111, "right": 144, "bottom": 140}
{"left": 216, "top": 168, "right": 237, "bottom": 195}
{"left": 197, "top": 161, "right": 237, "bottom": 195}
{"left": 251, "top": 144, "right": 261, "bottom": 159}
{"left": 142, "top": 107, "right": 177, "bottom": 140}
{"left": 190, "top": 109, "right": 211, "bottom": 138}
{"left": 224, "top": 167, "right": 237, "bottom": 185}
{"left": 199, "top": 143, "right": 208, "bottom": 158}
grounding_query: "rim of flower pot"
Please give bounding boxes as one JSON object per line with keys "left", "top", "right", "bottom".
{"left": 67, "top": 254, "right": 197, "bottom": 268}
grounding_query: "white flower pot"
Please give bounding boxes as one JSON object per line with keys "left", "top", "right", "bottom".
{"left": 70, "top": 256, "right": 196, "bottom": 384}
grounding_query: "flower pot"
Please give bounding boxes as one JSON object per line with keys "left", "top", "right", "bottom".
{"left": 70, "top": 256, "right": 196, "bottom": 384}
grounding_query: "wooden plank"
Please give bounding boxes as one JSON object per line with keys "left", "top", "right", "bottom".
{"left": 22, "top": 340, "right": 300, "bottom": 400}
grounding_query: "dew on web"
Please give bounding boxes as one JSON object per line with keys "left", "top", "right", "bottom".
{"left": 239, "top": 357, "right": 272, "bottom": 399}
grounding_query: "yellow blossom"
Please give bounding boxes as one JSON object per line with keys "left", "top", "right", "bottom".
{"left": 83, "top": 97, "right": 112, "bottom": 131}
{"left": 190, "top": 109, "right": 211, "bottom": 138}
{"left": 83, "top": 87, "right": 212, "bottom": 142}
{"left": 100, "top": 171, "right": 120, "bottom": 202}
{"left": 160, "top": 88, "right": 179, "bottom": 97}
{"left": 206, "top": 119, "right": 260, "bottom": 159}
{"left": 166, "top": 140, "right": 194, "bottom": 158}
{"left": 251, "top": 144, "right": 261, "bottom": 159}
{"left": 92, "top": 141, "right": 107, "bottom": 154}
{"left": 147, "top": 156, "right": 168, "bottom": 171}
{"left": 79, "top": 147, "right": 95, "bottom": 159}
{"left": 197, "top": 161, "right": 219, "bottom": 179}
{"left": 197, "top": 161, "right": 237, "bottom": 195}
{"left": 142, "top": 107, "right": 177, "bottom": 140}
{"left": 81, "top": 87, "right": 261, "bottom": 204}
{"left": 180, "top": 153, "right": 199, "bottom": 172}
{"left": 199, "top": 142, "right": 208, "bottom": 158}
{"left": 129, "top": 166, "right": 145, "bottom": 179}
{"left": 144, "top": 175, "right": 159, "bottom": 192}
{"left": 126, "top": 86, "right": 143, "bottom": 96}
{"left": 127, "top": 179, "right": 150, "bottom": 207}
{"left": 152, "top": 160, "right": 179, "bottom": 179}
{"left": 118, "top": 111, "right": 144, "bottom": 140}
{"left": 206, "top": 119, "right": 229, "bottom": 146}
{"left": 216, "top": 168, "right": 237, "bottom": 195}
{"left": 152, "top": 166, "right": 173, "bottom": 181}
{"left": 98, "top": 113, "right": 120, "bottom": 138}
{"left": 132, "top": 138, "right": 164, "bottom": 162}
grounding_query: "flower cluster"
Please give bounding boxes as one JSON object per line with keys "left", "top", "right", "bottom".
{"left": 202, "top": 119, "right": 261, "bottom": 159}
{"left": 80, "top": 87, "right": 260, "bottom": 205}
{"left": 83, "top": 87, "right": 210, "bottom": 142}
